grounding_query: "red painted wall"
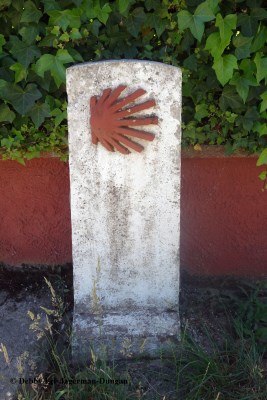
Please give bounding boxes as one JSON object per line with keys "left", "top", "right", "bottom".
{"left": 0, "top": 151, "right": 266, "bottom": 276}
{"left": 0, "top": 158, "right": 72, "bottom": 265}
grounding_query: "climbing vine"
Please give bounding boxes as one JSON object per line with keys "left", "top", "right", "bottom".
{"left": 0, "top": 0, "right": 266, "bottom": 172}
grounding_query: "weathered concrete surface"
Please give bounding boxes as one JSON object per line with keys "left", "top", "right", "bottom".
{"left": 67, "top": 60, "right": 182, "bottom": 359}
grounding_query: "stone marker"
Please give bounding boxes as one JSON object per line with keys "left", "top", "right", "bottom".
{"left": 67, "top": 60, "right": 182, "bottom": 360}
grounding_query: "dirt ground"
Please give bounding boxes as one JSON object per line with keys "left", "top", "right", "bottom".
{"left": 0, "top": 264, "right": 264, "bottom": 399}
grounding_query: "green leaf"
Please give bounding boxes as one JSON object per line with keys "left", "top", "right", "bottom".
{"left": 205, "top": 32, "right": 228, "bottom": 58}
{"left": 86, "top": 1, "right": 112, "bottom": 25}
{"left": 0, "top": 34, "right": 6, "bottom": 53}
{"left": 69, "top": 28, "right": 82, "bottom": 40}
{"left": 56, "top": 49, "right": 74, "bottom": 63}
{"left": 34, "top": 50, "right": 74, "bottom": 87}
{"left": 230, "top": 73, "right": 258, "bottom": 103}
{"left": 238, "top": 14, "right": 259, "bottom": 37}
{"left": 0, "top": 103, "right": 15, "bottom": 123}
{"left": 19, "top": 25, "right": 39, "bottom": 45}
{"left": 68, "top": 48, "right": 84, "bottom": 62}
{"left": 28, "top": 102, "right": 50, "bottom": 127}
{"left": 96, "top": 3, "right": 112, "bottom": 24}
{"left": 50, "top": 107, "right": 67, "bottom": 126}
{"left": 126, "top": 7, "right": 146, "bottom": 37}
{"left": 183, "top": 54, "right": 197, "bottom": 71}
{"left": 20, "top": 1, "right": 42, "bottom": 23}
{"left": 194, "top": 1, "right": 215, "bottom": 23}
{"left": 259, "top": 170, "right": 267, "bottom": 181}
{"left": 195, "top": 103, "right": 209, "bottom": 122}
{"left": 215, "top": 13, "right": 236, "bottom": 45}
{"left": 0, "top": 79, "right": 9, "bottom": 93}
{"left": 177, "top": 10, "right": 192, "bottom": 31}
{"left": 213, "top": 55, "right": 238, "bottom": 86}
{"left": 242, "top": 107, "right": 259, "bottom": 131}
{"left": 147, "top": 14, "right": 167, "bottom": 37}
{"left": 118, "top": 0, "right": 132, "bottom": 14}
{"left": 9, "top": 37, "right": 41, "bottom": 68}
{"left": 254, "top": 53, "right": 267, "bottom": 83}
{"left": 41, "top": 0, "right": 58, "bottom": 12}
{"left": 253, "top": 121, "right": 267, "bottom": 137}
{"left": 219, "top": 86, "right": 244, "bottom": 111}
{"left": 260, "top": 91, "right": 267, "bottom": 113}
{"left": 251, "top": 26, "right": 267, "bottom": 53}
{"left": 48, "top": 9, "right": 82, "bottom": 31}
{"left": 2, "top": 83, "right": 42, "bottom": 115}
{"left": 178, "top": 1, "right": 215, "bottom": 42}
{"left": 233, "top": 34, "right": 253, "bottom": 60}
{"left": 10, "top": 63, "right": 27, "bottom": 83}
{"left": 1, "top": 137, "right": 14, "bottom": 149}
{"left": 59, "top": 32, "right": 69, "bottom": 42}
{"left": 257, "top": 148, "right": 267, "bottom": 166}
{"left": 178, "top": 11, "right": 204, "bottom": 41}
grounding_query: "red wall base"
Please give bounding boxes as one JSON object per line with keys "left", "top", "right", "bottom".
{"left": 0, "top": 151, "right": 266, "bottom": 277}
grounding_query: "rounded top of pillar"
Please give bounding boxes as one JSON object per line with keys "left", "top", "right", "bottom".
{"left": 67, "top": 59, "right": 182, "bottom": 76}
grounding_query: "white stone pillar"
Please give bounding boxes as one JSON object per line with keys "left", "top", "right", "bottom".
{"left": 67, "top": 60, "right": 182, "bottom": 360}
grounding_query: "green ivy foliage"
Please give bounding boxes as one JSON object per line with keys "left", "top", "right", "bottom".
{"left": 0, "top": 0, "right": 266, "bottom": 165}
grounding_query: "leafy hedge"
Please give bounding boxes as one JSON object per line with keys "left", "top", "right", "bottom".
{"left": 0, "top": 0, "right": 266, "bottom": 167}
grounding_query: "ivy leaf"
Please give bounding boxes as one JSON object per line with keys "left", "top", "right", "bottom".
{"left": 178, "top": 1, "right": 215, "bottom": 41}
{"left": 86, "top": 1, "right": 112, "bottom": 25}
{"left": 96, "top": 3, "right": 112, "bottom": 24}
{"left": 127, "top": 7, "right": 146, "bottom": 37}
{"left": 50, "top": 107, "right": 67, "bottom": 126}
{"left": 9, "top": 63, "right": 27, "bottom": 83}
{"left": 242, "top": 107, "right": 259, "bottom": 131}
{"left": 254, "top": 52, "right": 267, "bottom": 83}
{"left": 68, "top": 48, "right": 84, "bottom": 62}
{"left": 230, "top": 73, "right": 258, "bottom": 103}
{"left": 19, "top": 25, "right": 39, "bottom": 45}
{"left": 28, "top": 102, "right": 50, "bottom": 127}
{"left": 20, "top": 1, "right": 42, "bottom": 23}
{"left": 48, "top": 9, "right": 82, "bottom": 31}
{"left": 205, "top": 32, "right": 228, "bottom": 58}
{"left": 178, "top": 11, "right": 204, "bottom": 41}
{"left": 9, "top": 37, "right": 41, "bottom": 68}
{"left": 34, "top": 50, "right": 74, "bottom": 87}
{"left": 56, "top": 49, "right": 74, "bottom": 63}
{"left": 215, "top": 13, "right": 237, "bottom": 45}
{"left": 257, "top": 148, "right": 267, "bottom": 166}
{"left": 195, "top": 103, "right": 209, "bottom": 122}
{"left": 147, "top": 14, "right": 167, "bottom": 37}
{"left": 219, "top": 86, "right": 244, "bottom": 111}
{"left": 251, "top": 26, "right": 267, "bottom": 53}
{"left": 237, "top": 14, "right": 258, "bottom": 37}
{"left": 260, "top": 91, "right": 267, "bottom": 113}
{"left": 259, "top": 171, "right": 267, "bottom": 181}
{"left": 253, "top": 121, "right": 267, "bottom": 137}
{"left": 118, "top": 0, "right": 135, "bottom": 14}
{"left": 194, "top": 0, "right": 216, "bottom": 22}
{"left": 213, "top": 54, "right": 238, "bottom": 86}
{"left": 69, "top": 28, "right": 82, "bottom": 40}
{"left": 0, "top": 103, "right": 15, "bottom": 123}
{"left": 0, "top": 34, "right": 6, "bottom": 53}
{"left": 41, "top": 0, "right": 59, "bottom": 12}
{"left": 233, "top": 34, "right": 253, "bottom": 60}
{"left": 2, "top": 83, "right": 42, "bottom": 115}
{"left": 183, "top": 54, "right": 197, "bottom": 71}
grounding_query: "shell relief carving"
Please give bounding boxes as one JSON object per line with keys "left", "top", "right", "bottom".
{"left": 89, "top": 85, "right": 158, "bottom": 155}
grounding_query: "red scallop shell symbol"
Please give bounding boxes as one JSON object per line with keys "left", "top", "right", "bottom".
{"left": 89, "top": 85, "right": 158, "bottom": 154}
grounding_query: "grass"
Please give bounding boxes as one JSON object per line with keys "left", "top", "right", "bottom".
{"left": 2, "top": 276, "right": 266, "bottom": 400}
